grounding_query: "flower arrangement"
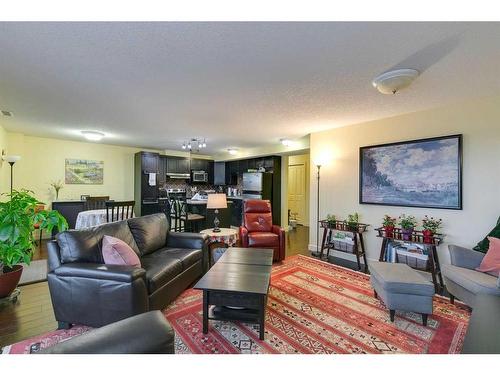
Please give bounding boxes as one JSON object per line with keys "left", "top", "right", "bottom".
{"left": 422, "top": 216, "right": 442, "bottom": 233}
{"left": 382, "top": 215, "right": 397, "bottom": 237}
{"left": 50, "top": 180, "right": 64, "bottom": 200}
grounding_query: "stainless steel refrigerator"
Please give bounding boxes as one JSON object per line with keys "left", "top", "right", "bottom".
{"left": 242, "top": 172, "right": 273, "bottom": 201}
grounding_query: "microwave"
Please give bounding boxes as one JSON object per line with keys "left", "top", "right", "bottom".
{"left": 191, "top": 170, "right": 208, "bottom": 183}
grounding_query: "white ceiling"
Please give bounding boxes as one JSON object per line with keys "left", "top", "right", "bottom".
{"left": 0, "top": 22, "right": 500, "bottom": 154}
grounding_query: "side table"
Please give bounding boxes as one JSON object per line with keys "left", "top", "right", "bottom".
{"left": 200, "top": 228, "right": 239, "bottom": 267}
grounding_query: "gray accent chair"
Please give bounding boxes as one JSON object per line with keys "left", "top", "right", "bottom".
{"left": 442, "top": 245, "right": 500, "bottom": 307}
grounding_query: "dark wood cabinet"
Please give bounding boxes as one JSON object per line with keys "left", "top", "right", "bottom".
{"left": 158, "top": 155, "right": 167, "bottom": 186}
{"left": 135, "top": 151, "right": 160, "bottom": 216}
{"left": 225, "top": 161, "right": 239, "bottom": 185}
{"left": 214, "top": 162, "right": 226, "bottom": 185}
{"left": 166, "top": 156, "right": 191, "bottom": 174}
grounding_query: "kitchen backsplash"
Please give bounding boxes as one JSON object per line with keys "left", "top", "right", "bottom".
{"left": 162, "top": 178, "right": 242, "bottom": 197}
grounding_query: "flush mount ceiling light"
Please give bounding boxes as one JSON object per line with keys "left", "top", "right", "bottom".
{"left": 182, "top": 138, "right": 207, "bottom": 151}
{"left": 81, "top": 130, "right": 105, "bottom": 141}
{"left": 1, "top": 110, "right": 13, "bottom": 117}
{"left": 372, "top": 68, "right": 419, "bottom": 95}
{"left": 280, "top": 138, "right": 293, "bottom": 147}
{"left": 227, "top": 148, "right": 238, "bottom": 155}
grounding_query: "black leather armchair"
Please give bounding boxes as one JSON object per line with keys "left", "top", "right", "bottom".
{"left": 47, "top": 213, "right": 209, "bottom": 329}
{"left": 39, "top": 311, "right": 175, "bottom": 354}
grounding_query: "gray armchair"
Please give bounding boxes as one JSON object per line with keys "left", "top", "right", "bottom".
{"left": 442, "top": 245, "right": 500, "bottom": 307}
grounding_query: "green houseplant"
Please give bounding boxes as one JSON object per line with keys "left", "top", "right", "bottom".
{"left": 398, "top": 214, "right": 417, "bottom": 241}
{"left": 346, "top": 212, "right": 359, "bottom": 231}
{"left": 0, "top": 189, "right": 68, "bottom": 297}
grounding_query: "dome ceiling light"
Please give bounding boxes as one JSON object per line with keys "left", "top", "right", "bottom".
{"left": 372, "top": 68, "right": 420, "bottom": 95}
{"left": 81, "top": 130, "right": 105, "bottom": 141}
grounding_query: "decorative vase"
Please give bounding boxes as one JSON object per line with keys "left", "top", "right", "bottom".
{"left": 0, "top": 265, "right": 23, "bottom": 298}
{"left": 384, "top": 225, "right": 395, "bottom": 238}
{"left": 422, "top": 229, "right": 434, "bottom": 244}
{"left": 401, "top": 227, "right": 414, "bottom": 241}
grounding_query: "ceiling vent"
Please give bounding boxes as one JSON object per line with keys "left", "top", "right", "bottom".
{"left": 1, "top": 110, "right": 13, "bottom": 117}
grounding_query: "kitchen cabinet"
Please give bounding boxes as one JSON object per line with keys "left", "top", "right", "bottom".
{"left": 167, "top": 156, "right": 190, "bottom": 174}
{"left": 214, "top": 162, "right": 226, "bottom": 185}
{"left": 190, "top": 158, "right": 208, "bottom": 171}
{"left": 134, "top": 151, "right": 160, "bottom": 216}
{"left": 225, "top": 161, "right": 239, "bottom": 185}
{"left": 158, "top": 155, "right": 167, "bottom": 186}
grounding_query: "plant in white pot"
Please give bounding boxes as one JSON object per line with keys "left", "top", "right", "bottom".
{"left": 0, "top": 189, "right": 68, "bottom": 298}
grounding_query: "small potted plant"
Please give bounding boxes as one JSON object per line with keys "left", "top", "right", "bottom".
{"left": 382, "top": 215, "right": 397, "bottom": 238}
{"left": 326, "top": 214, "right": 336, "bottom": 228}
{"left": 50, "top": 180, "right": 64, "bottom": 201}
{"left": 346, "top": 212, "right": 359, "bottom": 231}
{"left": 0, "top": 190, "right": 68, "bottom": 298}
{"left": 422, "top": 216, "right": 442, "bottom": 244}
{"left": 398, "top": 214, "right": 417, "bottom": 241}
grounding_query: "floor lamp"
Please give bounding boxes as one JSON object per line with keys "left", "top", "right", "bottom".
{"left": 314, "top": 163, "right": 322, "bottom": 257}
{"left": 3, "top": 155, "right": 21, "bottom": 194}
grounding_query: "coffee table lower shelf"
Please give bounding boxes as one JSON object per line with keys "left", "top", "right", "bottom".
{"left": 202, "top": 291, "right": 267, "bottom": 340}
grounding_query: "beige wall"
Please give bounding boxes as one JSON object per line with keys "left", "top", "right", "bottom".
{"left": 309, "top": 95, "right": 500, "bottom": 265}
{"left": 5, "top": 133, "right": 162, "bottom": 204}
{"left": 0, "top": 124, "right": 10, "bottom": 196}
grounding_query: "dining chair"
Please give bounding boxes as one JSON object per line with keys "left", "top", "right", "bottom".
{"left": 84, "top": 196, "right": 110, "bottom": 210}
{"left": 105, "top": 200, "right": 135, "bottom": 223}
{"left": 177, "top": 199, "right": 205, "bottom": 232}
{"left": 168, "top": 197, "right": 180, "bottom": 231}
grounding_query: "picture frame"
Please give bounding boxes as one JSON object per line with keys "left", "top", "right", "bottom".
{"left": 359, "top": 134, "right": 463, "bottom": 210}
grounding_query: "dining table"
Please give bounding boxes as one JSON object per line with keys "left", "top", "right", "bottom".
{"left": 75, "top": 209, "right": 135, "bottom": 230}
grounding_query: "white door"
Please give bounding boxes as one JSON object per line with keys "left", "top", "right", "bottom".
{"left": 288, "top": 163, "right": 306, "bottom": 225}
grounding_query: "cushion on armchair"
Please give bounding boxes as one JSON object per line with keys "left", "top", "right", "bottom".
{"left": 474, "top": 216, "right": 500, "bottom": 253}
{"left": 476, "top": 237, "right": 500, "bottom": 277}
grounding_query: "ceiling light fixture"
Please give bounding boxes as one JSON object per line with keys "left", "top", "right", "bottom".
{"left": 181, "top": 138, "right": 207, "bottom": 152}
{"left": 227, "top": 148, "right": 238, "bottom": 155}
{"left": 81, "top": 130, "right": 105, "bottom": 141}
{"left": 1, "top": 110, "right": 13, "bottom": 117}
{"left": 372, "top": 68, "right": 419, "bottom": 95}
{"left": 280, "top": 138, "right": 293, "bottom": 147}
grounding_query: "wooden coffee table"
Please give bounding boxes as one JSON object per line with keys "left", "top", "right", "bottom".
{"left": 193, "top": 247, "right": 273, "bottom": 340}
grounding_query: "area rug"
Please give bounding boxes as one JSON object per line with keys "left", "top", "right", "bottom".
{"left": 2, "top": 255, "right": 471, "bottom": 354}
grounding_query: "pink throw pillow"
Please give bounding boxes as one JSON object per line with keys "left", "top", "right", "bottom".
{"left": 102, "top": 235, "right": 141, "bottom": 268}
{"left": 476, "top": 236, "right": 500, "bottom": 277}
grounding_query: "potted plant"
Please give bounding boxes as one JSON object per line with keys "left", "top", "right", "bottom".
{"left": 326, "top": 214, "right": 336, "bottom": 228}
{"left": 50, "top": 180, "right": 64, "bottom": 201}
{"left": 422, "top": 216, "right": 442, "bottom": 244}
{"left": 398, "top": 214, "right": 417, "bottom": 241}
{"left": 0, "top": 190, "right": 68, "bottom": 298}
{"left": 346, "top": 212, "right": 359, "bottom": 231}
{"left": 382, "top": 215, "right": 397, "bottom": 238}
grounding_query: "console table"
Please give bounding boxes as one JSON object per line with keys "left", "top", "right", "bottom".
{"left": 318, "top": 220, "right": 369, "bottom": 273}
{"left": 376, "top": 227, "right": 444, "bottom": 294}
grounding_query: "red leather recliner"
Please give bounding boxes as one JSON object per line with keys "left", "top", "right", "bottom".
{"left": 239, "top": 199, "right": 285, "bottom": 262}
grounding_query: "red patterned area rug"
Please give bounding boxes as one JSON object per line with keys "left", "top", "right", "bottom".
{"left": 166, "top": 255, "right": 470, "bottom": 354}
{"left": 2, "top": 255, "right": 470, "bottom": 354}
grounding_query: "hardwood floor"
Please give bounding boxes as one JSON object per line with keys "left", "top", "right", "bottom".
{"left": 0, "top": 226, "right": 357, "bottom": 349}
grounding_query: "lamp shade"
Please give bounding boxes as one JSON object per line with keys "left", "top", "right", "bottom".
{"left": 206, "top": 193, "right": 227, "bottom": 209}
{"left": 3, "top": 155, "right": 21, "bottom": 163}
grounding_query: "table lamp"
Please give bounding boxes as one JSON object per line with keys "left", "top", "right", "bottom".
{"left": 206, "top": 193, "right": 227, "bottom": 233}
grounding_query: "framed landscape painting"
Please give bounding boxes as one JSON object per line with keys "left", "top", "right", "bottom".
{"left": 359, "top": 134, "right": 462, "bottom": 210}
{"left": 65, "top": 159, "right": 104, "bottom": 184}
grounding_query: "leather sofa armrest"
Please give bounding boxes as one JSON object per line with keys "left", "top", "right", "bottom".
{"left": 271, "top": 225, "right": 285, "bottom": 236}
{"left": 39, "top": 311, "right": 174, "bottom": 354}
{"left": 47, "top": 240, "right": 62, "bottom": 272}
{"left": 239, "top": 226, "right": 249, "bottom": 247}
{"left": 54, "top": 263, "right": 145, "bottom": 283}
{"left": 167, "top": 232, "right": 208, "bottom": 250}
{"left": 272, "top": 225, "right": 286, "bottom": 261}
{"left": 448, "top": 245, "right": 485, "bottom": 270}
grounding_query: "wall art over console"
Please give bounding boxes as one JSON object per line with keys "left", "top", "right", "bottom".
{"left": 359, "top": 134, "right": 462, "bottom": 210}
{"left": 65, "top": 159, "right": 104, "bottom": 185}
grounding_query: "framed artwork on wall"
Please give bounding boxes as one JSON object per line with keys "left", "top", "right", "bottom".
{"left": 65, "top": 159, "right": 104, "bottom": 185}
{"left": 359, "top": 134, "right": 463, "bottom": 210}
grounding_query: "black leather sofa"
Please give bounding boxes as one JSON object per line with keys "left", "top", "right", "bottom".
{"left": 47, "top": 213, "right": 209, "bottom": 328}
{"left": 39, "top": 311, "right": 175, "bottom": 354}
